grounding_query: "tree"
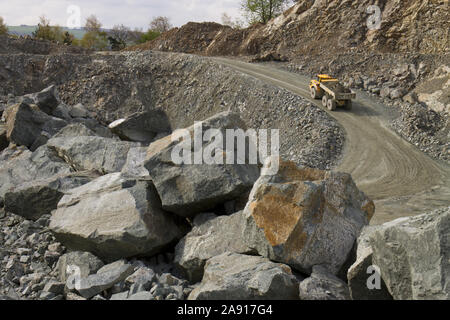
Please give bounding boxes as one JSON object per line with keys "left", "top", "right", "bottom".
{"left": 221, "top": 12, "right": 244, "bottom": 29}
{"left": 84, "top": 15, "right": 102, "bottom": 33}
{"left": 149, "top": 16, "right": 172, "bottom": 33}
{"left": 108, "top": 24, "right": 131, "bottom": 49}
{"left": 241, "top": 0, "right": 291, "bottom": 24}
{"left": 32, "top": 16, "right": 64, "bottom": 43}
{"left": 80, "top": 15, "right": 107, "bottom": 50}
{"left": 0, "top": 17, "right": 8, "bottom": 35}
{"left": 32, "top": 16, "right": 53, "bottom": 40}
{"left": 63, "top": 31, "right": 74, "bottom": 45}
{"left": 138, "top": 30, "right": 161, "bottom": 43}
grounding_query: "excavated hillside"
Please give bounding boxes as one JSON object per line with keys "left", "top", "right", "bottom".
{"left": 133, "top": 0, "right": 449, "bottom": 55}
{"left": 128, "top": 0, "right": 449, "bottom": 163}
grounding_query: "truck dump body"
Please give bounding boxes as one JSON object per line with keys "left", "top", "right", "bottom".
{"left": 309, "top": 74, "right": 355, "bottom": 111}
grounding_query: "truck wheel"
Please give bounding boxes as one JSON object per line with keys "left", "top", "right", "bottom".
{"left": 322, "top": 95, "right": 328, "bottom": 107}
{"left": 327, "top": 99, "right": 337, "bottom": 111}
{"left": 345, "top": 100, "right": 353, "bottom": 110}
{"left": 310, "top": 87, "right": 318, "bottom": 99}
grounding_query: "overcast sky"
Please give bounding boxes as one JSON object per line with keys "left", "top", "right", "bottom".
{"left": 0, "top": 0, "right": 243, "bottom": 29}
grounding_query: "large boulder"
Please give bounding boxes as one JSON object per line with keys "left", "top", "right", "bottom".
{"left": 0, "top": 145, "right": 73, "bottom": 205}
{"left": 299, "top": 265, "right": 351, "bottom": 300}
{"left": 70, "top": 118, "right": 114, "bottom": 138}
{"left": 174, "top": 211, "right": 252, "bottom": 282}
{"left": 4, "top": 172, "right": 98, "bottom": 220}
{"left": 347, "top": 226, "right": 393, "bottom": 300}
{"left": 4, "top": 102, "right": 67, "bottom": 150}
{"left": 121, "top": 147, "right": 149, "bottom": 177}
{"left": 370, "top": 207, "right": 450, "bottom": 300}
{"left": 243, "top": 157, "right": 374, "bottom": 275}
{"left": 49, "top": 173, "right": 185, "bottom": 260}
{"left": 32, "top": 85, "right": 59, "bottom": 115}
{"left": 109, "top": 110, "right": 171, "bottom": 144}
{"left": 188, "top": 252, "right": 299, "bottom": 300}
{"left": 51, "top": 123, "right": 97, "bottom": 139}
{"left": 47, "top": 136, "right": 139, "bottom": 174}
{"left": 144, "top": 111, "right": 260, "bottom": 217}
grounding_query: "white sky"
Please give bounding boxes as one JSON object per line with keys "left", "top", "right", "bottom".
{"left": 0, "top": 0, "right": 243, "bottom": 29}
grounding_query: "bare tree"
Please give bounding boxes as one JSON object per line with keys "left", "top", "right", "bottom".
{"left": 84, "top": 14, "right": 102, "bottom": 33}
{"left": 149, "top": 16, "right": 172, "bottom": 33}
{"left": 109, "top": 24, "right": 131, "bottom": 44}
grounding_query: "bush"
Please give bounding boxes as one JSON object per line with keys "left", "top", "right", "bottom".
{"left": 138, "top": 30, "right": 161, "bottom": 43}
{"left": 0, "top": 17, "right": 8, "bottom": 35}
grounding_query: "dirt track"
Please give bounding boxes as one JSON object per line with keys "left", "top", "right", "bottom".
{"left": 213, "top": 57, "right": 450, "bottom": 225}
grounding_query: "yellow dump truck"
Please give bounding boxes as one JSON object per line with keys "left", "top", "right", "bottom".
{"left": 310, "top": 74, "right": 355, "bottom": 111}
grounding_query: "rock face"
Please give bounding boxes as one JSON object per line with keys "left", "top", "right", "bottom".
{"left": 137, "top": 0, "right": 448, "bottom": 56}
{"left": 109, "top": 110, "right": 171, "bottom": 144}
{"left": 4, "top": 172, "right": 97, "bottom": 220}
{"left": 144, "top": 111, "right": 260, "bottom": 217}
{"left": 174, "top": 211, "right": 252, "bottom": 282}
{"left": 188, "top": 252, "right": 299, "bottom": 300}
{"left": 4, "top": 102, "right": 67, "bottom": 150}
{"left": 243, "top": 157, "right": 374, "bottom": 275}
{"left": 370, "top": 207, "right": 450, "bottom": 300}
{"left": 49, "top": 173, "right": 185, "bottom": 260}
{"left": 347, "top": 227, "right": 393, "bottom": 300}
{"left": 299, "top": 265, "right": 351, "bottom": 300}
{"left": 47, "top": 136, "right": 138, "bottom": 174}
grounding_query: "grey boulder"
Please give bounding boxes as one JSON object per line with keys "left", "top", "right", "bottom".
{"left": 0, "top": 145, "right": 73, "bottom": 204}
{"left": 347, "top": 226, "right": 393, "bottom": 300}
{"left": 73, "top": 263, "right": 135, "bottom": 299}
{"left": 69, "top": 103, "right": 89, "bottom": 118}
{"left": 4, "top": 102, "right": 67, "bottom": 150}
{"left": 56, "top": 251, "right": 104, "bottom": 283}
{"left": 188, "top": 252, "right": 299, "bottom": 300}
{"left": 121, "top": 146, "right": 149, "bottom": 177}
{"left": 144, "top": 111, "right": 260, "bottom": 217}
{"left": 32, "top": 85, "right": 60, "bottom": 115}
{"left": 49, "top": 173, "right": 185, "bottom": 260}
{"left": 109, "top": 109, "right": 171, "bottom": 144}
{"left": 127, "top": 291, "right": 154, "bottom": 300}
{"left": 175, "top": 211, "right": 252, "bottom": 282}
{"left": 4, "top": 172, "right": 97, "bottom": 220}
{"left": 299, "top": 265, "right": 351, "bottom": 300}
{"left": 47, "top": 136, "right": 139, "bottom": 174}
{"left": 370, "top": 207, "right": 450, "bottom": 300}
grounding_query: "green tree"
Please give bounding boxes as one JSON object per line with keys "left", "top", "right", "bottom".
{"left": 0, "top": 17, "right": 8, "bottom": 35}
{"left": 80, "top": 15, "right": 107, "bottom": 50}
{"left": 138, "top": 30, "right": 161, "bottom": 43}
{"left": 241, "top": 0, "right": 291, "bottom": 24}
{"left": 33, "top": 16, "right": 53, "bottom": 40}
{"left": 32, "top": 16, "right": 65, "bottom": 43}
